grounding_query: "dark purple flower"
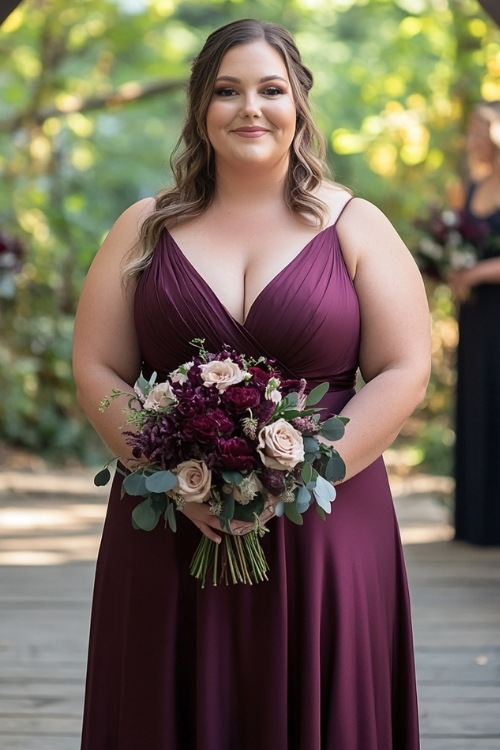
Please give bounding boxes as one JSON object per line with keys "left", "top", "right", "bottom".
{"left": 125, "top": 415, "right": 178, "bottom": 469}
{"left": 183, "top": 414, "right": 220, "bottom": 444}
{"left": 260, "top": 467, "right": 286, "bottom": 496}
{"left": 247, "top": 366, "right": 274, "bottom": 390}
{"left": 253, "top": 399, "right": 276, "bottom": 426}
{"left": 217, "top": 437, "right": 256, "bottom": 471}
{"left": 280, "top": 378, "right": 303, "bottom": 396}
{"left": 223, "top": 385, "right": 262, "bottom": 414}
{"left": 210, "top": 408, "right": 235, "bottom": 435}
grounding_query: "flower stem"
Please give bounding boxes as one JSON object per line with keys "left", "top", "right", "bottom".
{"left": 189, "top": 531, "right": 269, "bottom": 587}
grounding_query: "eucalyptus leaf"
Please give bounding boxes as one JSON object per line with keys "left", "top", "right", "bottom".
{"left": 151, "top": 493, "right": 168, "bottom": 513}
{"left": 303, "top": 436, "right": 320, "bottom": 453}
{"left": 93, "top": 467, "right": 111, "bottom": 487}
{"left": 145, "top": 470, "right": 177, "bottom": 493}
{"left": 274, "top": 500, "right": 285, "bottom": 517}
{"left": 312, "top": 475, "right": 336, "bottom": 514}
{"left": 131, "top": 498, "right": 160, "bottom": 531}
{"left": 304, "top": 452, "right": 320, "bottom": 464}
{"left": 325, "top": 454, "right": 346, "bottom": 483}
{"left": 123, "top": 471, "right": 149, "bottom": 497}
{"left": 316, "top": 505, "right": 326, "bottom": 521}
{"left": 284, "top": 501, "right": 304, "bottom": 525}
{"left": 219, "top": 493, "right": 235, "bottom": 524}
{"left": 165, "top": 502, "right": 177, "bottom": 533}
{"left": 221, "top": 470, "right": 245, "bottom": 485}
{"left": 301, "top": 461, "right": 313, "bottom": 485}
{"left": 319, "top": 416, "right": 346, "bottom": 441}
{"left": 305, "top": 382, "right": 329, "bottom": 407}
{"left": 295, "top": 485, "right": 312, "bottom": 513}
{"left": 233, "top": 495, "right": 265, "bottom": 521}
{"left": 282, "top": 391, "right": 299, "bottom": 408}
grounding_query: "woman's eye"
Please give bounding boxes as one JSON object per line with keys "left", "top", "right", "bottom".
{"left": 215, "top": 88, "right": 237, "bottom": 97}
{"left": 263, "top": 86, "right": 283, "bottom": 96}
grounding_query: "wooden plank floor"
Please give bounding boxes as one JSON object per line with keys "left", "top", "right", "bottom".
{"left": 0, "top": 468, "right": 499, "bottom": 750}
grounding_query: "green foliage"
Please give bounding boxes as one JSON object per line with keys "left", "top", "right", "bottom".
{"left": 1, "top": 0, "right": 499, "bottom": 470}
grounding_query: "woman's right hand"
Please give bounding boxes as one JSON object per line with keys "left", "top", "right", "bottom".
{"left": 179, "top": 498, "right": 276, "bottom": 542}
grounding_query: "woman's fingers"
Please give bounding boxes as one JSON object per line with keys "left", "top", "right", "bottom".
{"left": 180, "top": 497, "right": 277, "bottom": 539}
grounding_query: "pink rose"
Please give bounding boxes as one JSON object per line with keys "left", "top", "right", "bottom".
{"left": 143, "top": 382, "right": 176, "bottom": 411}
{"left": 257, "top": 419, "right": 305, "bottom": 471}
{"left": 199, "top": 358, "right": 246, "bottom": 391}
{"left": 173, "top": 460, "right": 211, "bottom": 503}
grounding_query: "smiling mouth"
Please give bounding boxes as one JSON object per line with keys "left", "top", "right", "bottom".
{"left": 232, "top": 128, "right": 269, "bottom": 137}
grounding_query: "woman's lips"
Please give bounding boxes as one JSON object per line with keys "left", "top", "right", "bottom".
{"left": 232, "top": 128, "right": 269, "bottom": 138}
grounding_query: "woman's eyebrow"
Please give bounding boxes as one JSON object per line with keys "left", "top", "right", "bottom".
{"left": 215, "top": 75, "right": 288, "bottom": 84}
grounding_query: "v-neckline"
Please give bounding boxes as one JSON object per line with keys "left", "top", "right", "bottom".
{"left": 165, "top": 223, "right": 336, "bottom": 327}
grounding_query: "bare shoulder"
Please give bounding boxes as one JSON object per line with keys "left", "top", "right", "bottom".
{"left": 97, "top": 197, "right": 156, "bottom": 262}
{"left": 112, "top": 196, "right": 156, "bottom": 237}
{"left": 317, "top": 180, "right": 354, "bottom": 224}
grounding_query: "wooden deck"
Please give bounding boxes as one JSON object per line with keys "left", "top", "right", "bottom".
{"left": 0, "top": 468, "right": 499, "bottom": 749}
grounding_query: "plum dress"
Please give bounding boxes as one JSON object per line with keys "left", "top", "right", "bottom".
{"left": 80, "top": 201, "right": 420, "bottom": 750}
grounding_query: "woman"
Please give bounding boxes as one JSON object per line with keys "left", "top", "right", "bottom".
{"left": 73, "top": 19, "right": 430, "bottom": 750}
{"left": 451, "top": 101, "right": 500, "bottom": 546}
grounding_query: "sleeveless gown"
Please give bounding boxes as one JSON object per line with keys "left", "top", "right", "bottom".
{"left": 454, "top": 184, "right": 500, "bottom": 545}
{"left": 81, "top": 209, "right": 420, "bottom": 750}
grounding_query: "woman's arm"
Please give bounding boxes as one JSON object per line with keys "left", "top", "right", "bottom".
{"left": 333, "top": 198, "right": 431, "bottom": 482}
{"left": 450, "top": 256, "right": 500, "bottom": 301}
{"left": 73, "top": 198, "right": 154, "bottom": 462}
{"left": 73, "top": 198, "right": 242, "bottom": 542}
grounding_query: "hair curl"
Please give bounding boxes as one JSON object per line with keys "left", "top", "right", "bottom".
{"left": 128, "top": 19, "right": 334, "bottom": 276}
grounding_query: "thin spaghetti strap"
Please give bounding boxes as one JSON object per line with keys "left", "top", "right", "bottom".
{"left": 333, "top": 195, "right": 355, "bottom": 226}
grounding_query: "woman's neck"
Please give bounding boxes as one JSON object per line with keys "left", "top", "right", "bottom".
{"left": 213, "top": 161, "right": 288, "bottom": 210}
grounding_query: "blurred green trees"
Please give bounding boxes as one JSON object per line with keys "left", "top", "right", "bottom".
{"left": 1, "top": 0, "right": 499, "bottom": 468}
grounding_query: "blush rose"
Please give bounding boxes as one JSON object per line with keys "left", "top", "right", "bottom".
{"left": 172, "top": 459, "right": 211, "bottom": 502}
{"left": 199, "top": 358, "right": 246, "bottom": 391}
{"left": 257, "top": 419, "right": 305, "bottom": 471}
{"left": 143, "top": 382, "right": 177, "bottom": 411}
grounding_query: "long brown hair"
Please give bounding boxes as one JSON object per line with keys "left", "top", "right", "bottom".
{"left": 128, "top": 19, "right": 332, "bottom": 275}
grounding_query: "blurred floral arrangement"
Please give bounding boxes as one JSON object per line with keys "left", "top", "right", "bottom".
{"left": 412, "top": 205, "right": 486, "bottom": 282}
{"left": 0, "top": 229, "right": 25, "bottom": 300}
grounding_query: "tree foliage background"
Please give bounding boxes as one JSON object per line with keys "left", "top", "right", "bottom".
{"left": 1, "top": 0, "right": 499, "bottom": 470}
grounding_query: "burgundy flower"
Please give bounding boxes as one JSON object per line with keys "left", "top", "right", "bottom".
{"left": 280, "top": 378, "right": 303, "bottom": 396}
{"left": 217, "top": 437, "right": 257, "bottom": 471}
{"left": 210, "top": 408, "right": 235, "bottom": 435}
{"left": 184, "top": 415, "right": 220, "bottom": 444}
{"left": 253, "top": 399, "right": 276, "bottom": 426}
{"left": 247, "top": 366, "right": 274, "bottom": 390}
{"left": 223, "top": 385, "right": 262, "bottom": 414}
{"left": 259, "top": 467, "right": 286, "bottom": 496}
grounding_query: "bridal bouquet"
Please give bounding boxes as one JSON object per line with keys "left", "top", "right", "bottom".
{"left": 95, "top": 341, "right": 348, "bottom": 587}
{"left": 413, "top": 204, "right": 483, "bottom": 282}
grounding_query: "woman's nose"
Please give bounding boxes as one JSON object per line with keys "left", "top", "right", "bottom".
{"left": 240, "top": 93, "right": 262, "bottom": 118}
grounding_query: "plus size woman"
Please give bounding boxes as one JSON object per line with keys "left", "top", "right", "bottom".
{"left": 73, "top": 19, "right": 430, "bottom": 750}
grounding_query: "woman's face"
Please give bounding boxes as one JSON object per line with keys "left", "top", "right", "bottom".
{"left": 206, "top": 40, "right": 297, "bottom": 173}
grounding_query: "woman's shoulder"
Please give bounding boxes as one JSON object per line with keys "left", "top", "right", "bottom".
{"left": 118, "top": 196, "right": 157, "bottom": 226}
{"left": 318, "top": 182, "right": 390, "bottom": 228}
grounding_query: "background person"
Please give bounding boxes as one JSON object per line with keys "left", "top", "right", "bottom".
{"left": 451, "top": 101, "right": 500, "bottom": 546}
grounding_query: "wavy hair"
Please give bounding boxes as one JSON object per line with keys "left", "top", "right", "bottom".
{"left": 128, "top": 19, "right": 333, "bottom": 275}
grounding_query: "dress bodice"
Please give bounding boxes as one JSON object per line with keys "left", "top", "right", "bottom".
{"left": 134, "top": 222, "right": 360, "bottom": 401}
